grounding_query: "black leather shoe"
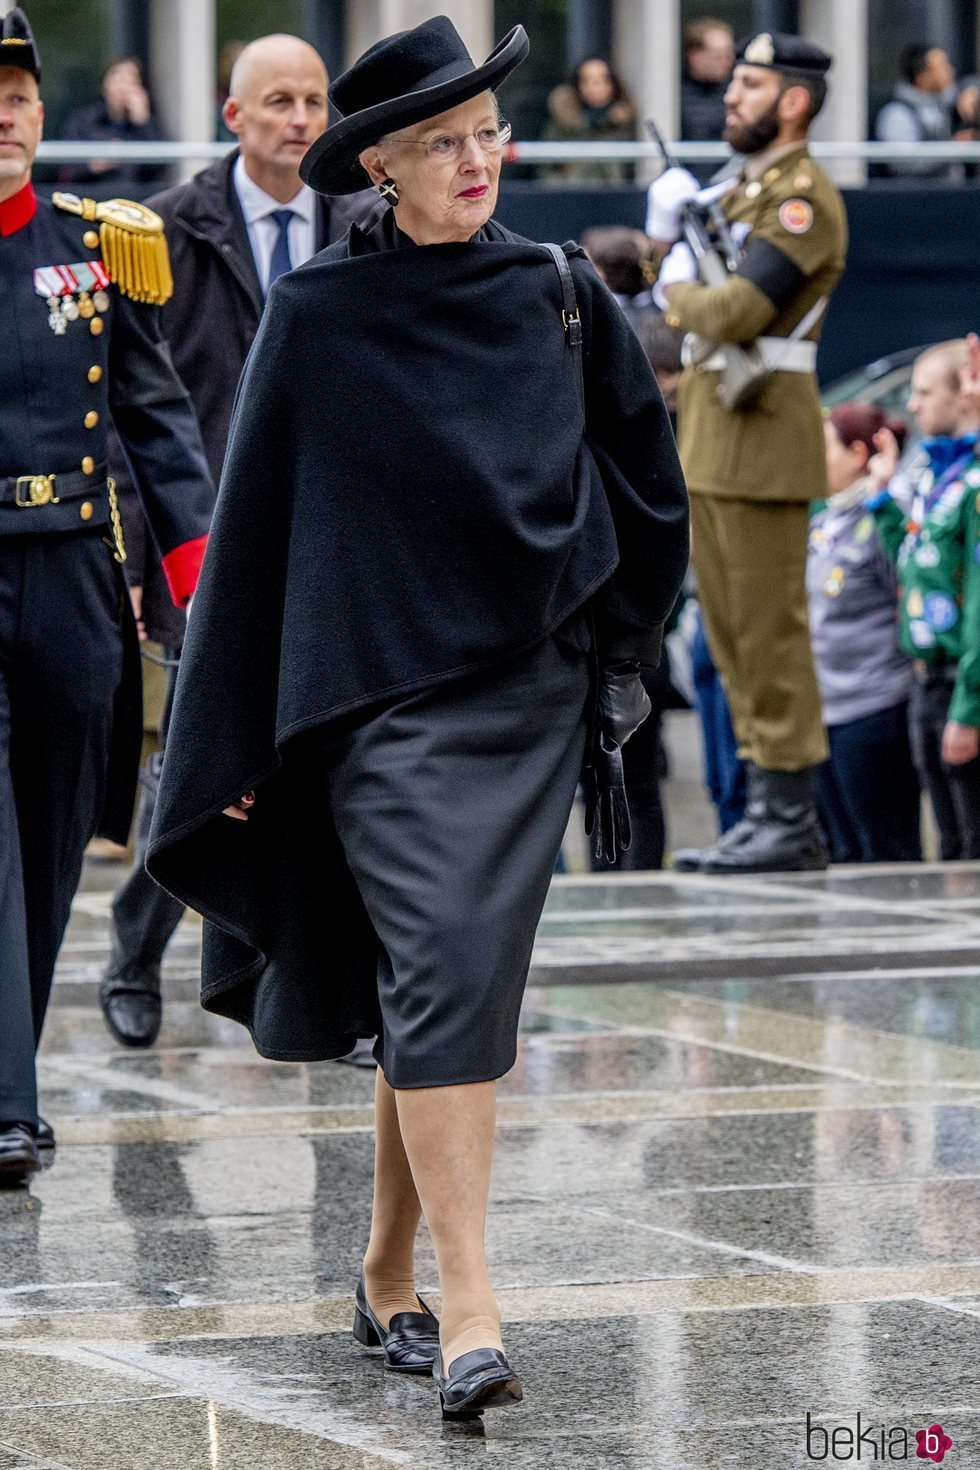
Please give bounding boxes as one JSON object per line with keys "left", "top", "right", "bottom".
{"left": 35, "top": 1118, "right": 55, "bottom": 1154}
{"left": 100, "top": 965, "right": 162, "bottom": 1048}
{"left": 0, "top": 1125, "right": 41, "bottom": 1186}
{"left": 435, "top": 1348, "right": 523, "bottom": 1419}
{"left": 352, "top": 1274, "right": 440, "bottom": 1373}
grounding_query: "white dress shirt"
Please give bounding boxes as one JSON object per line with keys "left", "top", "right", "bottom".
{"left": 233, "top": 154, "right": 318, "bottom": 293}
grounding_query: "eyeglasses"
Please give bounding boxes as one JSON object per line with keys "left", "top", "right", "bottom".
{"left": 394, "top": 120, "right": 512, "bottom": 164}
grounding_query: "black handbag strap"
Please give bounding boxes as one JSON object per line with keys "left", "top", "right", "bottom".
{"left": 543, "top": 242, "right": 585, "bottom": 420}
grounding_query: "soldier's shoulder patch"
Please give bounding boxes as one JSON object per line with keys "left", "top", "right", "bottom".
{"left": 778, "top": 198, "right": 813, "bottom": 234}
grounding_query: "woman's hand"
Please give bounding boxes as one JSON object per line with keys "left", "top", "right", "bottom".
{"left": 867, "top": 426, "right": 901, "bottom": 491}
{"left": 223, "top": 791, "right": 255, "bottom": 821}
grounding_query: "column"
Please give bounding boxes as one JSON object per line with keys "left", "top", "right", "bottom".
{"left": 303, "top": 0, "right": 347, "bottom": 77}
{"left": 111, "top": 0, "right": 151, "bottom": 73}
{"left": 752, "top": 0, "right": 800, "bottom": 31}
{"left": 346, "top": 0, "right": 492, "bottom": 68}
{"left": 149, "top": 0, "right": 216, "bottom": 170}
{"left": 800, "top": 0, "right": 868, "bottom": 186}
{"left": 613, "top": 0, "right": 679, "bottom": 180}
{"left": 567, "top": 0, "right": 612, "bottom": 69}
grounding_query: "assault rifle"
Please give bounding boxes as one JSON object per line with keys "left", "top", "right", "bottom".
{"left": 646, "top": 120, "right": 772, "bottom": 411}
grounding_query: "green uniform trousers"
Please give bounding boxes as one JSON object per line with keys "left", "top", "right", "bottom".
{"left": 691, "top": 495, "right": 828, "bottom": 772}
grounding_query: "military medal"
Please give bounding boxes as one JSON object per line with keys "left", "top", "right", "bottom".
{"left": 46, "top": 295, "right": 66, "bottom": 334}
{"left": 34, "top": 258, "right": 112, "bottom": 333}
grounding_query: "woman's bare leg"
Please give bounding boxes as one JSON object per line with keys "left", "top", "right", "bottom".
{"left": 362, "top": 1067, "right": 425, "bottom": 1327}
{"left": 394, "top": 1079, "right": 502, "bottom": 1370}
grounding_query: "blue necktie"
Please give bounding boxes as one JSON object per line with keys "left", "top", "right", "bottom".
{"left": 266, "top": 209, "right": 294, "bottom": 294}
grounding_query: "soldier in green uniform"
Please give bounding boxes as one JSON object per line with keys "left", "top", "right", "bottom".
{"left": 656, "top": 32, "right": 848, "bottom": 872}
{"left": 878, "top": 338, "right": 980, "bottom": 858}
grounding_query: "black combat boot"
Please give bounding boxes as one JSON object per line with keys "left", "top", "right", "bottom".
{"left": 673, "top": 763, "right": 763, "bottom": 871}
{"left": 697, "top": 766, "right": 827, "bottom": 874}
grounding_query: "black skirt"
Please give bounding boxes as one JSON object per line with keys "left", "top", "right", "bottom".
{"left": 320, "top": 630, "right": 590, "bottom": 1087}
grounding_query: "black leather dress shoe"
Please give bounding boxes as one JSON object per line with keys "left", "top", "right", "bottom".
{"left": 100, "top": 967, "right": 162, "bottom": 1048}
{"left": 352, "top": 1274, "right": 440, "bottom": 1373}
{"left": 0, "top": 1125, "right": 41, "bottom": 1186}
{"left": 434, "top": 1348, "right": 523, "bottom": 1419}
{"left": 35, "top": 1118, "right": 55, "bottom": 1153}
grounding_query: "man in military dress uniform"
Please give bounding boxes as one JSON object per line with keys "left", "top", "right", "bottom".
{"left": 0, "top": 9, "right": 214, "bottom": 1183}
{"left": 657, "top": 32, "right": 847, "bottom": 872}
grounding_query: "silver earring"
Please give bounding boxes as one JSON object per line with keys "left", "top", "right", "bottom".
{"left": 378, "top": 178, "right": 399, "bottom": 204}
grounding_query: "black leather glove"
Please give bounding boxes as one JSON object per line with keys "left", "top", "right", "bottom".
{"left": 584, "top": 662, "right": 652, "bottom": 864}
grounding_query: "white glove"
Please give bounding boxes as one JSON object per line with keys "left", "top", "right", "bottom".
{"left": 645, "top": 166, "right": 700, "bottom": 242}
{"left": 653, "top": 241, "right": 696, "bottom": 309}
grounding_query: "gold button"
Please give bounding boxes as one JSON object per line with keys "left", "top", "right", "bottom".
{"left": 83, "top": 229, "right": 100, "bottom": 249}
{"left": 745, "top": 180, "right": 763, "bottom": 199}
{"left": 89, "top": 317, "right": 104, "bottom": 336}
{"left": 84, "top": 410, "right": 99, "bottom": 429}
{"left": 88, "top": 365, "right": 102, "bottom": 383}
{"left": 80, "top": 501, "right": 94, "bottom": 521}
{"left": 81, "top": 456, "right": 95, "bottom": 474}
{"left": 666, "top": 313, "right": 681, "bottom": 328}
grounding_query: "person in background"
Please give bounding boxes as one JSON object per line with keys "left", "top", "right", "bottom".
{"left": 60, "top": 56, "right": 165, "bottom": 187}
{"left": 681, "top": 17, "right": 734, "bottom": 181}
{"left": 877, "top": 338, "right": 980, "bottom": 859}
{"left": 99, "top": 32, "right": 381, "bottom": 1051}
{"left": 875, "top": 44, "right": 964, "bottom": 182}
{"left": 580, "top": 225, "right": 657, "bottom": 333}
{"left": 807, "top": 405, "right": 920, "bottom": 863}
{"left": 542, "top": 56, "right": 636, "bottom": 185}
{"left": 659, "top": 32, "right": 848, "bottom": 874}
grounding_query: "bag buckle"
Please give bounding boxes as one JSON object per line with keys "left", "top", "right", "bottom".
{"left": 15, "top": 474, "right": 59, "bottom": 508}
{"left": 562, "top": 307, "right": 582, "bottom": 346}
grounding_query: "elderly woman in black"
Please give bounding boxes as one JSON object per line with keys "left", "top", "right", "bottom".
{"left": 149, "top": 16, "right": 687, "bottom": 1420}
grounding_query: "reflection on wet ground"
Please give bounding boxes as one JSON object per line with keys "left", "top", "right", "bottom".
{"left": 2, "top": 862, "right": 980, "bottom": 1467}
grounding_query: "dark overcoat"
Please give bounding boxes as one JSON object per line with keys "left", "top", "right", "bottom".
{"left": 147, "top": 216, "right": 689, "bottom": 1060}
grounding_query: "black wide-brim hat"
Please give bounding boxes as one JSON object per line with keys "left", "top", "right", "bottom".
{"left": 0, "top": 7, "right": 41, "bottom": 81}
{"left": 301, "top": 14, "right": 529, "bottom": 196}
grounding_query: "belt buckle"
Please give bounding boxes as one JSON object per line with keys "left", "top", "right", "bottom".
{"left": 15, "top": 474, "right": 59, "bottom": 508}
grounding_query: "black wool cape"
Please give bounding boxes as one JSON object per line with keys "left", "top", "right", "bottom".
{"left": 147, "top": 219, "right": 689, "bottom": 1061}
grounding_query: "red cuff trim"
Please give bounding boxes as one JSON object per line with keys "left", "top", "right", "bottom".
{"left": 0, "top": 181, "right": 37, "bottom": 237}
{"left": 161, "top": 535, "right": 207, "bottom": 607}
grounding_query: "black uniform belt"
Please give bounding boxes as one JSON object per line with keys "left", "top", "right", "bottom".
{"left": 0, "top": 467, "right": 109, "bottom": 536}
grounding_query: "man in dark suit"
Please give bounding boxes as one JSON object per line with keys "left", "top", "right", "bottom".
{"left": 100, "top": 33, "right": 382, "bottom": 1047}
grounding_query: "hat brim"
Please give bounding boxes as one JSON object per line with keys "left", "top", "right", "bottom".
{"left": 300, "top": 24, "right": 529, "bottom": 196}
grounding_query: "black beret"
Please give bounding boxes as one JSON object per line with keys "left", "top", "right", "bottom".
{"left": 735, "top": 31, "right": 831, "bottom": 80}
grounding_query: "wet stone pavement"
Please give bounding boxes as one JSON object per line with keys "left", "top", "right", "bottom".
{"left": 3, "top": 860, "right": 980, "bottom": 1468}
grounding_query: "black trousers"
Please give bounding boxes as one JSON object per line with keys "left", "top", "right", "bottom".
{"left": 815, "top": 700, "right": 921, "bottom": 863}
{"left": 909, "top": 672, "right": 980, "bottom": 861}
{"left": 0, "top": 534, "right": 124, "bottom": 1127}
{"left": 110, "top": 657, "right": 184, "bottom": 979}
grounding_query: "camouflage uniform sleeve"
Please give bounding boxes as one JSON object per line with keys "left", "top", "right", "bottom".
{"left": 667, "top": 175, "right": 840, "bottom": 345}
{"left": 949, "top": 484, "right": 980, "bottom": 727}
